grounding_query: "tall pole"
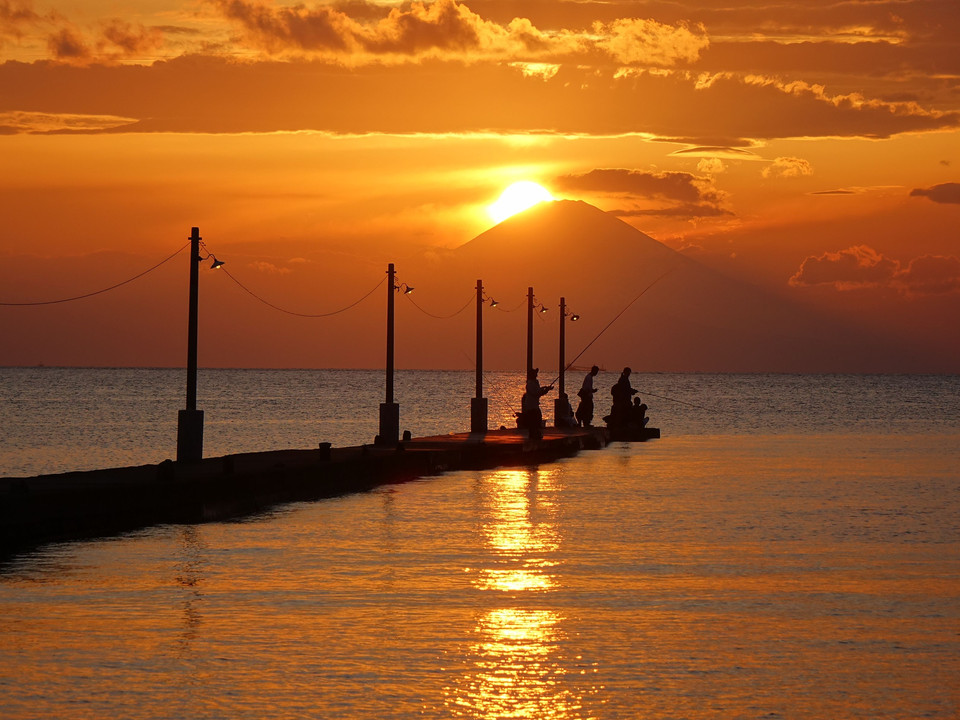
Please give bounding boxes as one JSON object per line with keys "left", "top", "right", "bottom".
{"left": 379, "top": 263, "right": 400, "bottom": 445}
{"left": 386, "top": 263, "right": 395, "bottom": 405}
{"left": 526, "top": 286, "right": 534, "bottom": 376}
{"left": 559, "top": 296, "right": 566, "bottom": 398}
{"left": 177, "top": 227, "right": 204, "bottom": 462}
{"left": 186, "top": 227, "right": 200, "bottom": 411}
{"left": 554, "top": 296, "right": 569, "bottom": 427}
{"left": 475, "top": 279, "right": 483, "bottom": 399}
{"left": 471, "top": 279, "right": 487, "bottom": 433}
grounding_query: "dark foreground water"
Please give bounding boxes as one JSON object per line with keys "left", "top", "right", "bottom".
{"left": 1, "top": 371, "right": 958, "bottom": 718}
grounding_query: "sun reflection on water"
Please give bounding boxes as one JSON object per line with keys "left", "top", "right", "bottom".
{"left": 445, "top": 468, "right": 599, "bottom": 718}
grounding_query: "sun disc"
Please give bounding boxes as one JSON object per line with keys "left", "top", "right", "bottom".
{"left": 488, "top": 181, "right": 554, "bottom": 224}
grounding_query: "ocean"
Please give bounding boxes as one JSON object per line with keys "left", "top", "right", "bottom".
{"left": 1, "top": 370, "right": 959, "bottom": 718}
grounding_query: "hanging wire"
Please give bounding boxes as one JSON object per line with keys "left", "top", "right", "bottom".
{"left": 494, "top": 297, "right": 526, "bottom": 312}
{"left": 404, "top": 293, "right": 475, "bottom": 320}
{"left": 220, "top": 268, "right": 386, "bottom": 318}
{"left": 0, "top": 241, "right": 191, "bottom": 306}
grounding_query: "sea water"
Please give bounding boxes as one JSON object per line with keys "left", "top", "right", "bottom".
{"left": 1, "top": 371, "right": 958, "bottom": 718}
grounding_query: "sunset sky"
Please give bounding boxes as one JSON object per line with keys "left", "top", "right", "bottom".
{"left": 1, "top": 0, "right": 958, "bottom": 370}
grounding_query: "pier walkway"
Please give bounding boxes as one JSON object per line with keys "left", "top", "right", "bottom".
{"left": 1, "top": 426, "right": 656, "bottom": 561}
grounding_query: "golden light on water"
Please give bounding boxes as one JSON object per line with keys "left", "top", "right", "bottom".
{"left": 444, "top": 468, "right": 600, "bottom": 718}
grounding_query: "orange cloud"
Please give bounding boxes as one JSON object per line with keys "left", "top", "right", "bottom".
{"left": 909, "top": 182, "right": 960, "bottom": 204}
{"left": 554, "top": 167, "right": 729, "bottom": 218}
{"left": 2, "top": 51, "right": 957, "bottom": 140}
{"left": 594, "top": 17, "right": 708, "bottom": 66}
{"left": 762, "top": 156, "right": 813, "bottom": 179}
{"left": 47, "top": 26, "right": 90, "bottom": 62}
{"left": 1, "top": 0, "right": 39, "bottom": 45}
{"left": 212, "top": 0, "right": 709, "bottom": 66}
{"left": 790, "top": 245, "right": 960, "bottom": 295}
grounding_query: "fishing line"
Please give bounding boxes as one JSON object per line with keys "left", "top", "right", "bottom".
{"left": 545, "top": 266, "right": 676, "bottom": 386}
{"left": 638, "top": 389, "right": 738, "bottom": 415}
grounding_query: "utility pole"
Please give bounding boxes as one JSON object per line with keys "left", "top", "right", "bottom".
{"left": 379, "top": 263, "right": 400, "bottom": 445}
{"left": 526, "top": 286, "right": 534, "bottom": 377}
{"left": 177, "top": 227, "right": 204, "bottom": 462}
{"left": 471, "top": 279, "right": 487, "bottom": 433}
{"left": 555, "top": 296, "right": 567, "bottom": 427}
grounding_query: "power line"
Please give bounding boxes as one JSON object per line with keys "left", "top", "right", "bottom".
{"left": 404, "top": 293, "right": 474, "bottom": 319}
{"left": 0, "top": 241, "right": 191, "bottom": 306}
{"left": 220, "top": 268, "right": 386, "bottom": 318}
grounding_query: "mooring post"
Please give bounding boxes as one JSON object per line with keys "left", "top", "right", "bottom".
{"left": 471, "top": 279, "right": 488, "bottom": 433}
{"left": 177, "top": 226, "right": 204, "bottom": 462}
{"left": 554, "top": 296, "right": 567, "bottom": 427}
{"left": 379, "top": 262, "right": 400, "bottom": 445}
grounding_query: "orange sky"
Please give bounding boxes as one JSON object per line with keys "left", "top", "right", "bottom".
{"left": 1, "top": 0, "right": 958, "bottom": 370}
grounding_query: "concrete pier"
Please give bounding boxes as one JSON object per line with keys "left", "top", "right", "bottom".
{"left": 0, "top": 426, "right": 645, "bottom": 561}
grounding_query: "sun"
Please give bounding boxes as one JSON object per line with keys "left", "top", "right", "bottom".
{"left": 487, "top": 181, "right": 554, "bottom": 224}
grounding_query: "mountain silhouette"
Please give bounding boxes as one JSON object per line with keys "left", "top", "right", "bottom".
{"left": 429, "top": 199, "right": 912, "bottom": 372}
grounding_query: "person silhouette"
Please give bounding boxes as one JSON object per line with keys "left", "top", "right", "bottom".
{"left": 521, "top": 367, "right": 553, "bottom": 441}
{"left": 609, "top": 366, "right": 638, "bottom": 428}
{"left": 575, "top": 365, "right": 600, "bottom": 427}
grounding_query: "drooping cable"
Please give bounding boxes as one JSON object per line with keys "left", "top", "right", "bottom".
{"left": 0, "top": 241, "right": 191, "bottom": 306}
{"left": 220, "top": 268, "right": 385, "bottom": 318}
{"left": 404, "top": 293, "right": 475, "bottom": 320}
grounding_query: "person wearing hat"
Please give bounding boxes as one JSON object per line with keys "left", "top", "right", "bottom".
{"left": 521, "top": 367, "right": 553, "bottom": 441}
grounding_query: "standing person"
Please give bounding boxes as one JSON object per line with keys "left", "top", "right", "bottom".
{"left": 521, "top": 367, "right": 553, "bottom": 441}
{"left": 575, "top": 365, "right": 600, "bottom": 427}
{"left": 609, "top": 366, "right": 638, "bottom": 427}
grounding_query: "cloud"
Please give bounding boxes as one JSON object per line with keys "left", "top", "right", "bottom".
{"left": 98, "top": 19, "right": 163, "bottom": 56}
{"left": 0, "top": 110, "right": 138, "bottom": 133}
{"left": 909, "top": 182, "right": 960, "bottom": 204}
{"left": 790, "top": 245, "right": 960, "bottom": 295}
{"left": 249, "top": 260, "right": 291, "bottom": 274}
{"left": 762, "top": 156, "right": 813, "bottom": 179}
{"left": 811, "top": 189, "right": 855, "bottom": 195}
{"left": 1, "top": 0, "right": 40, "bottom": 44}
{"left": 697, "top": 158, "right": 724, "bottom": 174}
{"left": 594, "top": 17, "right": 708, "bottom": 66}
{"left": 897, "top": 255, "right": 960, "bottom": 295}
{"left": 614, "top": 203, "right": 733, "bottom": 218}
{"left": 213, "top": 0, "right": 544, "bottom": 59}
{"left": 555, "top": 167, "right": 724, "bottom": 204}
{"left": 211, "top": 0, "right": 711, "bottom": 66}
{"left": 555, "top": 167, "right": 730, "bottom": 219}
{"left": 671, "top": 146, "right": 760, "bottom": 159}
{"left": 47, "top": 26, "right": 90, "bottom": 61}
{"left": 2, "top": 56, "right": 957, "bottom": 139}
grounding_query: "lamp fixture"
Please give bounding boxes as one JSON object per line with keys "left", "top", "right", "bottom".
{"left": 570, "top": 313, "right": 580, "bottom": 321}
{"left": 210, "top": 256, "right": 225, "bottom": 270}
{"left": 396, "top": 282, "right": 414, "bottom": 294}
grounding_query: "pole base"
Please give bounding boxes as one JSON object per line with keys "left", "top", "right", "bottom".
{"left": 377, "top": 402, "right": 400, "bottom": 446}
{"left": 470, "top": 397, "right": 488, "bottom": 433}
{"left": 554, "top": 394, "right": 574, "bottom": 428}
{"left": 177, "top": 409, "right": 204, "bottom": 463}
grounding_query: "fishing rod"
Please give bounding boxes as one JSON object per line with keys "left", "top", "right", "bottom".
{"left": 545, "top": 266, "right": 676, "bottom": 387}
